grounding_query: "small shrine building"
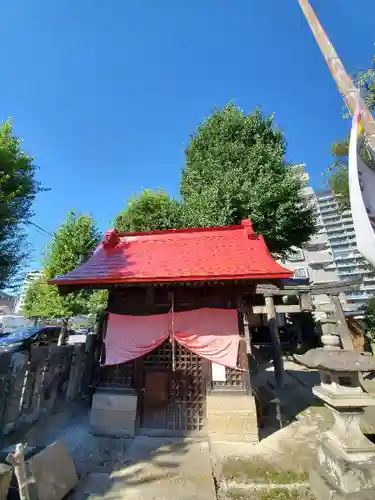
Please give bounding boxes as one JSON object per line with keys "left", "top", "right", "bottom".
{"left": 49, "top": 219, "right": 292, "bottom": 442}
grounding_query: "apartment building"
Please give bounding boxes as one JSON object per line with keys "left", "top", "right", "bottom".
{"left": 282, "top": 164, "right": 374, "bottom": 311}
{"left": 14, "top": 270, "right": 44, "bottom": 314}
{"left": 281, "top": 183, "right": 342, "bottom": 313}
{"left": 316, "top": 190, "right": 375, "bottom": 308}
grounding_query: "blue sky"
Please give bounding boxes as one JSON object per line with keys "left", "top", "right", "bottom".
{"left": 1, "top": 0, "right": 374, "bottom": 271}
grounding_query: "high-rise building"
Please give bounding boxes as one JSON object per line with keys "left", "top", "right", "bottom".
{"left": 316, "top": 190, "right": 375, "bottom": 308}
{"left": 281, "top": 179, "right": 342, "bottom": 313}
{"left": 14, "top": 270, "right": 43, "bottom": 314}
{"left": 279, "top": 167, "right": 342, "bottom": 313}
{"left": 282, "top": 164, "right": 374, "bottom": 311}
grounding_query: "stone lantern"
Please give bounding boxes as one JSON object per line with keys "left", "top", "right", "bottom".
{"left": 295, "top": 348, "right": 375, "bottom": 499}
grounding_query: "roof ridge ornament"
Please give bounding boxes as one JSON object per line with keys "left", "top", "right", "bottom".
{"left": 241, "top": 219, "right": 256, "bottom": 240}
{"left": 103, "top": 229, "right": 120, "bottom": 249}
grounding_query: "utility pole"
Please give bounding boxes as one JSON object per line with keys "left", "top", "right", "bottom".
{"left": 297, "top": 0, "right": 375, "bottom": 148}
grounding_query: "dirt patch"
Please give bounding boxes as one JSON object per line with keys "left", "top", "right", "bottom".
{"left": 218, "top": 486, "right": 314, "bottom": 499}
{"left": 219, "top": 457, "right": 308, "bottom": 485}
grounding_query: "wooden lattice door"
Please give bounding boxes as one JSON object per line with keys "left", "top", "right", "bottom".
{"left": 139, "top": 340, "right": 206, "bottom": 432}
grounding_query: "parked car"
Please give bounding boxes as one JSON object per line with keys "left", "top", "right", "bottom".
{"left": 66, "top": 333, "right": 87, "bottom": 344}
{"left": 75, "top": 326, "right": 89, "bottom": 334}
{"left": 0, "top": 326, "right": 73, "bottom": 354}
{"left": 0, "top": 315, "right": 33, "bottom": 336}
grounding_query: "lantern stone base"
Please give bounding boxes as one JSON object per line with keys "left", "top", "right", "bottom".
{"left": 309, "top": 427, "right": 375, "bottom": 499}
{"left": 294, "top": 348, "right": 375, "bottom": 500}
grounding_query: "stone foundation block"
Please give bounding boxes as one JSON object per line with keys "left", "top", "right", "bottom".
{"left": 90, "top": 391, "right": 137, "bottom": 437}
{"left": 206, "top": 392, "right": 259, "bottom": 443}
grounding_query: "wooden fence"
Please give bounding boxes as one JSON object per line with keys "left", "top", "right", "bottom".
{"left": 0, "top": 337, "right": 95, "bottom": 447}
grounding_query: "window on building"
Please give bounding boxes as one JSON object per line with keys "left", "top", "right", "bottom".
{"left": 288, "top": 249, "right": 304, "bottom": 261}
{"left": 294, "top": 268, "right": 309, "bottom": 278}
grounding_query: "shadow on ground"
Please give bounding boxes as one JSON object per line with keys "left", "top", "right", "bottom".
{"left": 252, "top": 362, "right": 323, "bottom": 440}
{"left": 16, "top": 404, "right": 215, "bottom": 500}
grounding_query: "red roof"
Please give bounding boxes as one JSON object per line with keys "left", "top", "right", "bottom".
{"left": 48, "top": 220, "right": 292, "bottom": 286}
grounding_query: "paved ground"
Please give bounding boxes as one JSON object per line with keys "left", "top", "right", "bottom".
{"left": 23, "top": 406, "right": 216, "bottom": 500}
{"left": 70, "top": 438, "right": 215, "bottom": 500}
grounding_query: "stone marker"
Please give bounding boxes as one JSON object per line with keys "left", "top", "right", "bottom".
{"left": 26, "top": 441, "right": 78, "bottom": 500}
{"left": 0, "top": 463, "right": 12, "bottom": 500}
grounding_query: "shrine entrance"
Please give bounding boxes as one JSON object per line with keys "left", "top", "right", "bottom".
{"left": 138, "top": 340, "right": 207, "bottom": 435}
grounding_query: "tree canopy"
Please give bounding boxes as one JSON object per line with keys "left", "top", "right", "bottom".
{"left": 181, "top": 105, "right": 316, "bottom": 256}
{"left": 23, "top": 212, "right": 108, "bottom": 330}
{"left": 114, "top": 105, "right": 316, "bottom": 258}
{"left": 115, "top": 189, "right": 182, "bottom": 232}
{"left": 327, "top": 54, "right": 375, "bottom": 208}
{"left": 0, "top": 120, "right": 41, "bottom": 289}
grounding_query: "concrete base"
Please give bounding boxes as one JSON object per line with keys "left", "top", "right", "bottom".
{"left": 206, "top": 392, "right": 259, "bottom": 443}
{"left": 89, "top": 390, "right": 138, "bottom": 437}
{"left": 310, "top": 467, "right": 375, "bottom": 499}
{"left": 309, "top": 437, "right": 375, "bottom": 500}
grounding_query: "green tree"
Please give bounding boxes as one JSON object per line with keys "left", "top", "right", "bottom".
{"left": 180, "top": 104, "right": 316, "bottom": 257}
{"left": 22, "top": 277, "right": 51, "bottom": 324}
{"left": 327, "top": 54, "right": 375, "bottom": 208}
{"left": 365, "top": 296, "right": 375, "bottom": 341}
{"left": 115, "top": 189, "right": 182, "bottom": 232}
{"left": 0, "top": 120, "right": 42, "bottom": 289}
{"left": 23, "top": 212, "right": 107, "bottom": 343}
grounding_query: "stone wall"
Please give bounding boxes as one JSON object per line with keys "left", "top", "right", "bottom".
{"left": 0, "top": 337, "right": 95, "bottom": 447}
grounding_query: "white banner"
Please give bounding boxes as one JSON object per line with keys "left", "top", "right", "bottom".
{"left": 348, "top": 109, "right": 375, "bottom": 268}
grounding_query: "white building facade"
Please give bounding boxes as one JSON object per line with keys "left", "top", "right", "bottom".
{"left": 281, "top": 183, "right": 342, "bottom": 313}
{"left": 14, "top": 270, "right": 43, "bottom": 314}
{"left": 316, "top": 190, "right": 375, "bottom": 308}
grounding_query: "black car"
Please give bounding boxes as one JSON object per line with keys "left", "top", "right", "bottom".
{"left": 0, "top": 326, "right": 69, "bottom": 354}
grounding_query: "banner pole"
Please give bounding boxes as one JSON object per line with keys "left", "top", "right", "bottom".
{"left": 297, "top": 0, "right": 375, "bottom": 148}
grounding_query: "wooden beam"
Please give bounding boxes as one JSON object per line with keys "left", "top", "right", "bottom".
{"left": 264, "top": 295, "right": 284, "bottom": 389}
{"left": 330, "top": 294, "right": 354, "bottom": 350}
{"left": 314, "top": 304, "right": 335, "bottom": 313}
{"left": 252, "top": 304, "right": 302, "bottom": 314}
{"left": 256, "top": 278, "right": 362, "bottom": 298}
{"left": 256, "top": 284, "right": 306, "bottom": 296}
{"left": 238, "top": 297, "right": 253, "bottom": 395}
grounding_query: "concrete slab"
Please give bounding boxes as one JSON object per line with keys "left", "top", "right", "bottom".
{"left": 27, "top": 441, "right": 78, "bottom": 500}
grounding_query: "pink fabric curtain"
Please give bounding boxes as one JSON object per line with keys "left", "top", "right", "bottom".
{"left": 103, "top": 312, "right": 169, "bottom": 366}
{"left": 103, "top": 308, "right": 240, "bottom": 369}
{"left": 174, "top": 308, "right": 240, "bottom": 369}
